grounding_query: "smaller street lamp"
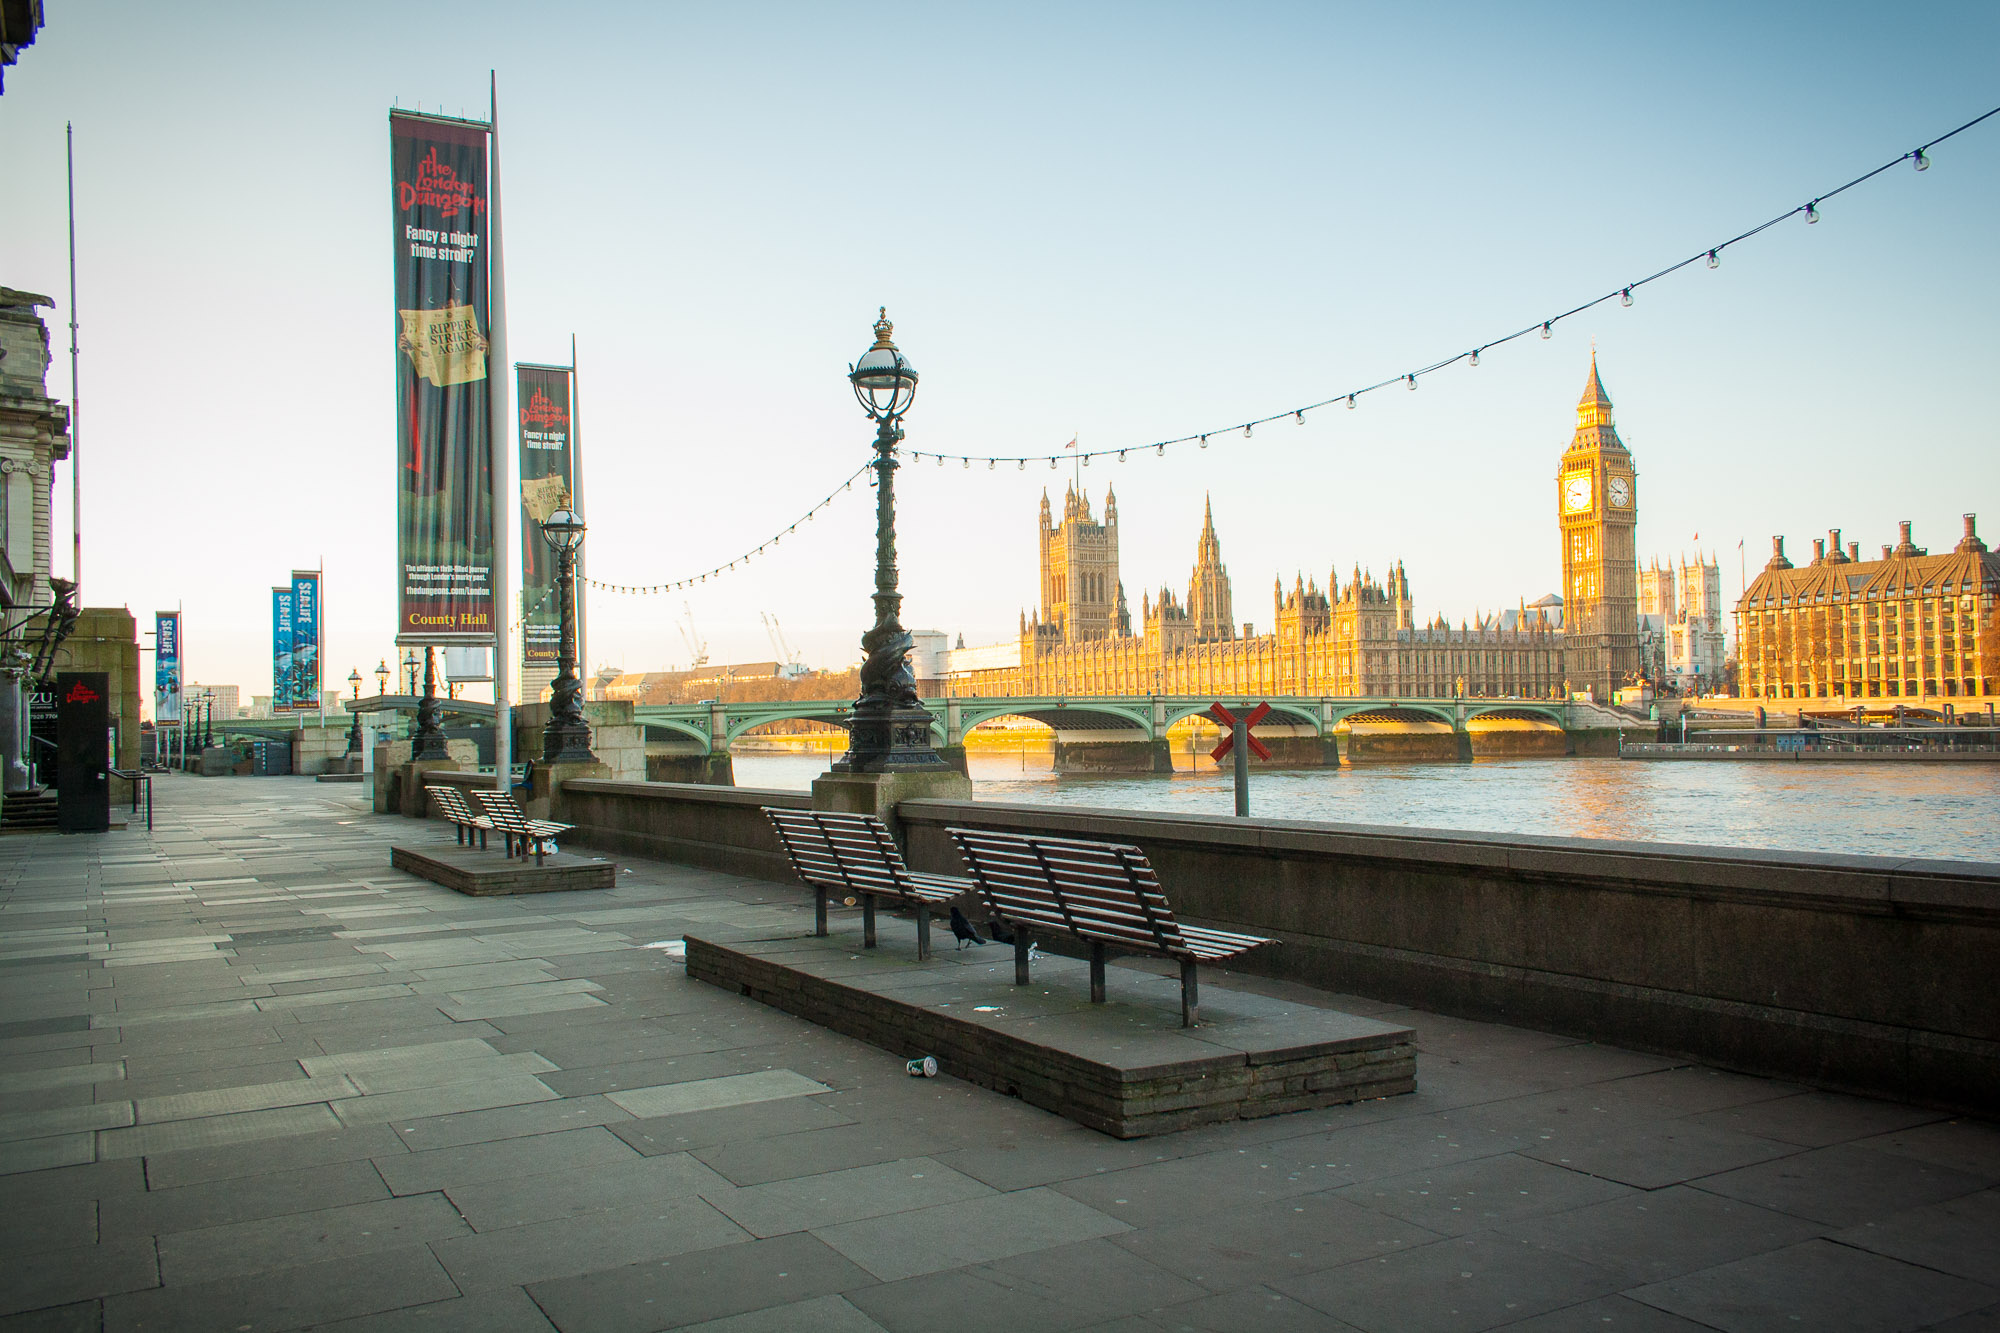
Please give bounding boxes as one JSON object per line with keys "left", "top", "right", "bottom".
{"left": 540, "top": 501, "right": 597, "bottom": 763}
{"left": 200, "top": 689, "right": 215, "bottom": 750}
{"left": 345, "top": 669, "right": 363, "bottom": 755}
{"left": 402, "top": 649, "right": 419, "bottom": 696}
{"left": 411, "top": 648, "right": 449, "bottom": 760}
{"left": 375, "top": 659, "right": 390, "bottom": 696}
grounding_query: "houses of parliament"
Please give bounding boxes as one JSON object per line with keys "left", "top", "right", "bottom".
{"left": 952, "top": 358, "right": 1643, "bottom": 701}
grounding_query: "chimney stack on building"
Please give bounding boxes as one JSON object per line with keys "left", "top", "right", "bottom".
{"left": 1958, "top": 513, "right": 1986, "bottom": 554}
{"left": 1849, "top": 542, "right": 1860, "bottom": 562}
{"left": 1812, "top": 538, "right": 1826, "bottom": 563}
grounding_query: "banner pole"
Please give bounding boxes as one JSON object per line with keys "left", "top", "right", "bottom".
{"left": 571, "top": 333, "right": 585, "bottom": 695}
{"left": 488, "top": 72, "right": 513, "bottom": 788}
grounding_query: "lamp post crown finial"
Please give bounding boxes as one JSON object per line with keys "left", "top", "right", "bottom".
{"left": 871, "top": 307, "right": 895, "bottom": 350}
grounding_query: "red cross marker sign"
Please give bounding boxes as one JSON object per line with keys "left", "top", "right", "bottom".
{"left": 1208, "top": 701, "right": 1272, "bottom": 762}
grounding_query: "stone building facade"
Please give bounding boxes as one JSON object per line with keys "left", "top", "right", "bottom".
{"left": 1639, "top": 553, "right": 1727, "bottom": 693}
{"left": 1736, "top": 517, "right": 1999, "bottom": 703}
{"left": 953, "top": 363, "right": 1643, "bottom": 701}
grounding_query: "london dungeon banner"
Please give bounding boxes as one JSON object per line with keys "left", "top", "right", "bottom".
{"left": 154, "top": 612, "right": 181, "bottom": 724}
{"left": 391, "top": 110, "right": 494, "bottom": 646}
{"left": 516, "top": 364, "right": 572, "bottom": 667}
{"left": 272, "top": 588, "right": 295, "bottom": 713}
{"left": 289, "top": 571, "right": 320, "bottom": 711}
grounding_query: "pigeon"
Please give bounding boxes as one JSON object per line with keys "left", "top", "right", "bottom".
{"left": 949, "top": 906, "right": 987, "bottom": 949}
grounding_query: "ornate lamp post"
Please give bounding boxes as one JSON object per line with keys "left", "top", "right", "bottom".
{"left": 411, "top": 648, "right": 449, "bottom": 760}
{"left": 200, "top": 689, "right": 215, "bottom": 750}
{"left": 539, "top": 502, "right": 597, "bottom": 763}
{"left": 402, "top": 649, "right": 419, "bottom": 696}
{"left": 344, "top": 668, "right": 363, "bottom": 755}
{"left": 830, "top": 309, "right": 949, "bottom": 773}
{"left": 375, "top": 659, "right": 390, "bottom": 696}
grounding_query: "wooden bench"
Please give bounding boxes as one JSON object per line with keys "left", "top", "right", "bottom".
{"left": 763, "top": 808, "right": 971, "bottom": 960}
{"left": 425, "top": 785, "right": 493, "bottom": 850}
{"left": 473, "top": 789, "right": 572, "bottom": 866}
{"left": 946, "top": 827, "right": 1274, "bottom": 1026}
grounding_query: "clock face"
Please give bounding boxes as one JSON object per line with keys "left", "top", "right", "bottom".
{"left": 1563, "top": 475, "right": 1592, "bottom": 512}
{"left": 1608, "top": 476, "right": 1631, "bottom": 508}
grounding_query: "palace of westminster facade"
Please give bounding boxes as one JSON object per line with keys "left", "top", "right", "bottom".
{"left": 953, "top": 359, "right": 1645, "bottom": 701}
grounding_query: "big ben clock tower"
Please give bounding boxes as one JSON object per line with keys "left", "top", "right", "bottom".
{"left": 1556, "top": 353, "right": 1640, "bottom": 700}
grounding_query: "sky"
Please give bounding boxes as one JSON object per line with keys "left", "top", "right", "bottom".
{"left": 2, "top": 2, "right": 1996, "bottom": 705}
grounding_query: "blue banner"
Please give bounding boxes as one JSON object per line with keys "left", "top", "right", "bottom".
{"left": 273, "top": 588, "right": 295, "bottom": 713}
{"left": 154, "top": 612, "right": 181, "bottom": 723}
{"left": 290, "top": 572, "right": 320, "bottom": 712}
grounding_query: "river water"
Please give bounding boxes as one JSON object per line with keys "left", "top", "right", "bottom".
{"left": 731, "top": 750, "right": 2000, "bottom": 863}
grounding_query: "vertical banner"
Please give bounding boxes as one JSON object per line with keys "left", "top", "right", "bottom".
{"left": 516, "top": 364, "right": 572, "bottom": 667}
{"left": 273, "top": 587, "right": 295, "bottom": 713}
{"left": 290, "top": 571, "right": 321, "bottom": 711}
{"left": 391, "top": 110, "right": 494, "bottom": 644}
{"left": 154, "top": 612, "right": 181, "bottom": 723}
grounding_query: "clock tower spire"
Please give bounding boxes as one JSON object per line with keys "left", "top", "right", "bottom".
{"left": 1556, "top": 352, "right": 1640, "bottom": 701}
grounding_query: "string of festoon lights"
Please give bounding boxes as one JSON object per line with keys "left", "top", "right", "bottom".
{"left": 549, "top": 459, "right": 877, "bottom": 601}
{"left": 892, "top": 104, "right": 1997, "bottom": 470}
{"left": 558, "top": 103, "right": 1996, "bottom": 595}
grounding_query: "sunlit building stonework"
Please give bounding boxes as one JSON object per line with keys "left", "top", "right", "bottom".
{"left": 952, "top": 362, "right": 1649, "bottom": 701}
{"left": 1639, "top": 553, "right": 1727, "bottom": 693}
{"left": 1735, "top": 518, "right": 2000, "bottom": 703}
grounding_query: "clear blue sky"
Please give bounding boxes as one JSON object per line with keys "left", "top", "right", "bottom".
{"left": 2, "top": 3, "right": 1995, "bottom": 699}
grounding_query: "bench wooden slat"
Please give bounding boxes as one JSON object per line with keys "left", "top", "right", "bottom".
{"left": 763, "top": 808, "right": 972, "bottom": 959}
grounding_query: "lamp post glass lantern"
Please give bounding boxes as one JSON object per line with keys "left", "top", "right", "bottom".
{"left": 832, "top": 309, "right": 947, "bottom": 772}
{"left": 539, "top": 503, "right": 597, "bottom": 764}
{"left": 375, "top": 660, "right": 390, "bottom": 696}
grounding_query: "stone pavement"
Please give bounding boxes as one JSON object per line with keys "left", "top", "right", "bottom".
{"left": 0, "top": 776, "right": 1993, "bottom": 1333}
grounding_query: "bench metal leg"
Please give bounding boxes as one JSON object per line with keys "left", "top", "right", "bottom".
{"left": 1014, "top": 931, "right": 1031, "bottom": 985}
{"left": 814, "top": 889, "right": 828, "bottom": 937}
{"left": 1180, "top": 958, "right": 1199, "bottom": 1027}
{"left": 915, "top": 907, "right": 932, "bottom": 961}
{"left": 533, "top": 838, "right": 546, "bottom": 867}
{"left": 1089, "top": 942, "right": 1107, "bottom": 1004}
{"left": 862, "top": 895, "right": 877, "bottom": 948}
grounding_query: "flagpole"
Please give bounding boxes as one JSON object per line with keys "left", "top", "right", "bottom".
{"left": 570, "top": 333, "right": 585, "bottom": 695}
{"left": 65, "top": 123, "right": 81, "bottom": 601}
{"left": 487, "top": 73, "right": 513, "bottom": 788}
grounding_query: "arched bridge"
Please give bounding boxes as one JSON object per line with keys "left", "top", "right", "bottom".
{"left": 634, "top": 694, "right": 1577, "bottom": 757}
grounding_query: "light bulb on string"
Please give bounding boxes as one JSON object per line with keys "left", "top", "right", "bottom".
{"left": 1294, "top": 411, "right": 1304, "bottom": 425}
{"left": 962, "top": 458, "right": 969, "bottom": 469}
{"left": 1468, "top": 349, "right": 1480, "bottom": 367}
{"left": 1083, "top": 454, "right": 1091, "bottom": 466}
{"left": 1199, "top": 435, "right": 1209, "bottom": 449}
{"left": 1118, "top": 450, "right": 1127, "bottom": 462}
{"left": 1154, "top": 444, "right": 1164, "bottom": 455}
{"left": 1540, "top": 322, "right": 1552, "bottom": 339}
{"left": 988, "top": 459, "right": 995, "bottom": 470}
{"left": 1620, "top": 287, "right": 1633, "bottom": 307}
{"left": 1017, "top": 460, "right": 1024, "bottom": 471}
{"left": 1049, "top": 457, "right": 1057, "bottom": 470}
{"left": 1707, "top": 249, "right": 1720, "bottom": 269}
{"left": 1242, "top": 424, "right": 1252, "bottom": 439}
{"left": 1806, "top": 201, "right": 1820, "bottom": 223}
{"left": 1346, "top": 395, "right": 1355, "bottom": 410}
{"left": 1913, "top": 148, "right": 1929, "bottom": 171}
{"left": 1406, "top": 374, "right": 1417, "bottom": 391}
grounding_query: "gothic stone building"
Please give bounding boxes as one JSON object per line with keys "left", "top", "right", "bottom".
{"left": 1736, "top": 518, "right": 1999, "bottom": 704}
{"left": 955, "top": 362, "right": 1649, "bottom": 700}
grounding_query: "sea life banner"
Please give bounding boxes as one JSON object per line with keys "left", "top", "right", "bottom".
{"left": 154, "top": 612, "right": 181, "bottom": 723}
{"left": 516, "top": 364, "right": 572, "bottom": 667}
{"left": 288, "top": 571, "right": 320, "bottom": 711}
{"left": 391, "top": 110, "right": 494, "bottom": 645}
{"left": 272, "top": 588, "right": 295, "bottom": 713}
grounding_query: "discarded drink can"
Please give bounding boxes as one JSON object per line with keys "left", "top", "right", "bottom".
{"left": 906, "top": 1055, "right": 938, "bottom": 1078}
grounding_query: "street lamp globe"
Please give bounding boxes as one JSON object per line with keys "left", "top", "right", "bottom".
{"left": 541, "top": 508, "right": 586, "bottom": 554}
{"left": 374, "top": 659, "right": 390, "bottom": 695}
{"left": 346, "top": 668, "right": 362, "bottom": 697}
{"left": 849, "top": 308, "right": 918, "bottom": 420}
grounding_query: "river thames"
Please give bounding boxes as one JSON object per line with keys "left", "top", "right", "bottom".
{"left": 731, "top": 750, "right": 2000, "bottom": 862}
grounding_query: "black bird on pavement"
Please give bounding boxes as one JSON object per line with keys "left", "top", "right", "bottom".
{"left": 949, "top": 906, "right": 987, "bottom": 949}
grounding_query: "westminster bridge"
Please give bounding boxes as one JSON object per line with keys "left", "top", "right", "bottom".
{"left": 633, "top": 693, "right": 1631, "bottom": 775}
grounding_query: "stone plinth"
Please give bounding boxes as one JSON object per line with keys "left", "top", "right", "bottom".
{"left": 1053, "top": 737, "right": 1172, "bottom": 775}
{"left": 390, "top": 843, "right": 615, "bottom": 894}
{"left": 812, "top": 767, "right": 971, "bottom": 845}
{"left": 534, "top": 758, "right": 610, "bottom": 823}
{"left": 397, "top": 759, "right": 460, "bottom": 817}
{"left": 646, "top": 753, "right": 735, "bottom": 785}
{"left": 686, "top": 929, "right": 1415, "bottom": 1138}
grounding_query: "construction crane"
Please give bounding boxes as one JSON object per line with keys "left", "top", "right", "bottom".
{"left": 762, "top": 613, "right": 807, "bottom": 679}
{"left": 677, "top": 603, "right": 708, "bottom": 669}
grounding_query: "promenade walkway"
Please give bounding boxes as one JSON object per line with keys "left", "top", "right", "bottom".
{"left": 0, "top": 776, "right": 1994, "bottom": 1332}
